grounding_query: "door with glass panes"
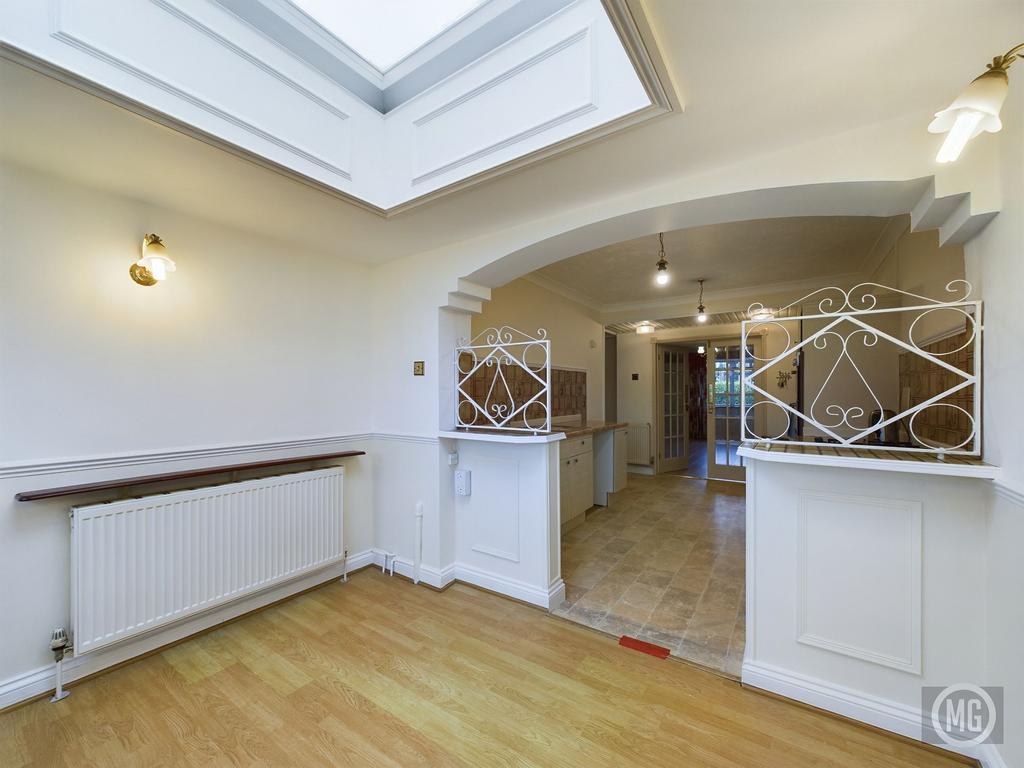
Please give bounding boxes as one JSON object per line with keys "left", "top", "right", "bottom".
{"left": 706, "top": 340, "right": 757, "bottom": 481}
{"left": 657, "top": 345, "right": 688, "bottom": 473}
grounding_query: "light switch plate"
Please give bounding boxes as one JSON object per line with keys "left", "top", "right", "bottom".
{"left": 413, "top": 361, "right": 425, "bottom": 376}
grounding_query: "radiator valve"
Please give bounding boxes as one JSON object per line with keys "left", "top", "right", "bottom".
{"left": 50, "top": 627, "right": 69, "bottom": 662}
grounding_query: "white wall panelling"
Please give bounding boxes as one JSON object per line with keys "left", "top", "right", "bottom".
{"left": 410, "top": 26, "right": 596, "bottom": 185}
{"left": 796, "top": 491, "right": 922, "bottom": 674}
{"left": 48, "top": 0, "right": 358, "bottom": 185}
{"left": 743, "top": 457, "right": 991, "bottom": 761}
{"left": 469, "top": 457, "right": 521, "bottom": 562}
{"left": 452, "top": 437, "right": 563, "bottom": 608}
{"left": 1, "top": 0, "right": 657, "bottom": 209}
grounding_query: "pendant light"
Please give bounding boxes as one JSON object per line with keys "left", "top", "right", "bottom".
{"left": 696, "top": 278, "right": 708, "bottom": 323}
{"left": 654, "top": 232, "right": 669, "bottom": 286}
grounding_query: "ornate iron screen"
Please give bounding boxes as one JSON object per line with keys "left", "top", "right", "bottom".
{"left": 455, "top": 326, "right": 552, "bottom": 433}
{"left": 740, "top": 281, "right": 981, "bottom": 456}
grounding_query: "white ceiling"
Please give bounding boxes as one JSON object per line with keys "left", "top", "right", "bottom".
{"left": 289, "top": 0, "right": 487, "bottom": 72}
{"left": 0, "top": 0, "right": 1019, "bottom": 265}
{"left": 532, "top": 216, "right": 899, "bottom": 307}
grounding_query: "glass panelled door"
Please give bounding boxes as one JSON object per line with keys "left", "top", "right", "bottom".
{"left": 707, "top": 341, "right": 755, "bottom": 481}
{"left": 658, "top": 346, "right": 688, "bottom": 472}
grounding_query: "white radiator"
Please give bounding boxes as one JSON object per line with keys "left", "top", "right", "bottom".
{"left": 627, "top": 423, "right": 652, "bottom": 465}
{"left": 70, "top": 466, "right": 345, "bottom": 656}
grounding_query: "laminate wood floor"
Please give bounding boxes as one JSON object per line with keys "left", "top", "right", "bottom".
{"left": 0, "top": 569, "right": 966, "bottom": 767}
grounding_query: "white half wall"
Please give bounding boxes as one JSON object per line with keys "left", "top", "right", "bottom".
{"left": 743, "top": 457, "right": 991, "bottom": 762}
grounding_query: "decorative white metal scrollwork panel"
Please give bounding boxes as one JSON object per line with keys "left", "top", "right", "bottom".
{"left": 741, "top": 282, "right": 980, "bottom": 456}
{"left": 455, "top": 326, "right": 552, "bottom": 433}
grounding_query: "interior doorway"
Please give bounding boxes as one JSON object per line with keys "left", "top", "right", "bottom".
{"left": 655, "top": 337, "right": 760, "bottom": 481}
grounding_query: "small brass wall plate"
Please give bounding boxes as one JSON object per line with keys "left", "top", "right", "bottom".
{"left": 130, "top": 262, "right": 157, "bottom": 286}
{"left": 413, "top": 361, "right": 425, "bottom": 376}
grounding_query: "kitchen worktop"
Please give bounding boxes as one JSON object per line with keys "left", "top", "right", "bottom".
{"left": 559, "top": 421, "right": 629, "bottom": 438}
{"left": 438, "top": 421, "right": 629, "bottom": 444}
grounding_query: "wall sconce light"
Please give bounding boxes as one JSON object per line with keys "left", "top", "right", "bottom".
{"left": 130, "top": 234, "right": 176, "bottom": 286}
{"left": 636, "top": 322, "right": 655, "bottom": 335}
{"left": 929, "top": 43, "right": 1022, "bottom": 163}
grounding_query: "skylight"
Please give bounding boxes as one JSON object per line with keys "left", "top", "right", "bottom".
{"left": 289, "top": 0, "right": 488, "bottom": 72}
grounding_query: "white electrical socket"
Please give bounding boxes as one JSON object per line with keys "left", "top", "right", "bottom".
{"left": 454, "top": 469, "right": 471, "bottom": 496}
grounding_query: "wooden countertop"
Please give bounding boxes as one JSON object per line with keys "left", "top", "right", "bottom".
{"left": 559, "top": 421, "right": 629, "bottom": 438}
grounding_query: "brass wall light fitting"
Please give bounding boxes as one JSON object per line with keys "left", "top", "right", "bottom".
{"left": 130, "top": 234, "right": 176, "bottom": 286}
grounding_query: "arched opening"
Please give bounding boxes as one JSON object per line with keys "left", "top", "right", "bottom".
{"left": 441, "top": 177, "right": 977, "bottom": 678}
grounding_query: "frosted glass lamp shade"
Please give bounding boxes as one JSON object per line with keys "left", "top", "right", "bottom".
{"left": 131, "top": 234, "right": 176, "bottom": 286}
{"left": 928, "top": 68, "right": 1008, "bottom": 162}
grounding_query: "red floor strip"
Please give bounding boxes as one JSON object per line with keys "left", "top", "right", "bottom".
{"left": 618, "top": 635, "right": 671, "bottom": 659}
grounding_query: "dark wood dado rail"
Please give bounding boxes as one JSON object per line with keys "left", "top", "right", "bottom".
{"left": 15, "top": 450, "right": 366, "bottom": 502}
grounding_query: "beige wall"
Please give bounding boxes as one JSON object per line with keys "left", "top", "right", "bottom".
{"left": 0, "top": 162, "right": 376, "bottom": 460}
{"left": 965, "top": 79, "right": 1024, "bottom": 768}
{"left": 471, "top": 278, "right": 605, "bottom": 421}
{"left": 0, "top": 161, "right": 377, "bottom": 682}
{"left": 871, "top": 226, "right": 967, "bottom": 343}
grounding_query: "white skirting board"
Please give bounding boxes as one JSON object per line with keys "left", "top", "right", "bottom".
{"left": 0, "top": 558, "right": 351, "bottom": 711}
{"left": 742, "top": 660, "right": 1009, "bottom": 768}
{"left": 627, "top": 464, "right": 655, "bottom": 476}
{"left": 365, "top": 549, "right": 565, "bottom": 609}
{"left": 0, "top": 549, "right": 564, "bottom": 710}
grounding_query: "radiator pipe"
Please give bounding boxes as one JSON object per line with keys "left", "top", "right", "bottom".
{"left": 50, "top": 627, "right": 70, "bottom": 703}
{"left": 413, "top": 501, "right": 424, "bottom": 585}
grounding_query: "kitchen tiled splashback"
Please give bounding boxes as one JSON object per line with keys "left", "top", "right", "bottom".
{"left": 459, "top": 352, "right": 586, "bottom": 425}
{"left": 898, "top": 329, "right": 974, "bottom": 451}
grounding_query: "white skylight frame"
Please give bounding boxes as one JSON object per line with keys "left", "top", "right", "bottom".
{"left": 286, "top": 0, "right": 490, "bottom": 74}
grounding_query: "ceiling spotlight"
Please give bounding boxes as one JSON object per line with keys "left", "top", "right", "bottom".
{"left": 929, "top": 43, "right": 1022, "bottom": 163}
{"left": 636, "top": 322, "right": 655, "bottom": 335}
{"left": 696, "top": 278, "right": 708, "bottom": 323}
{"left": 654, "top": 232, "right": 669, "bottom": 286}
{"left": 697, "top": 345, "right": 706, "bottom": 355}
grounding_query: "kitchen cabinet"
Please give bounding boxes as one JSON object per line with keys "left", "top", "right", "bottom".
{"left": 559, "top": 436, "right": 594, "bottom": 530}
{"left": 594, "top": 427, "right": 628, "bottom": 506}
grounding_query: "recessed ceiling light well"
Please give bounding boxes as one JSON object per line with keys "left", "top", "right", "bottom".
{"left": 289, "top": 0, "right": 487, "bottom": 72}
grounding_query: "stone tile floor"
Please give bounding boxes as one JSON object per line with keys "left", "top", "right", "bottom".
{"left": 554, "top": 472, "right": 746, "bottom": 677}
